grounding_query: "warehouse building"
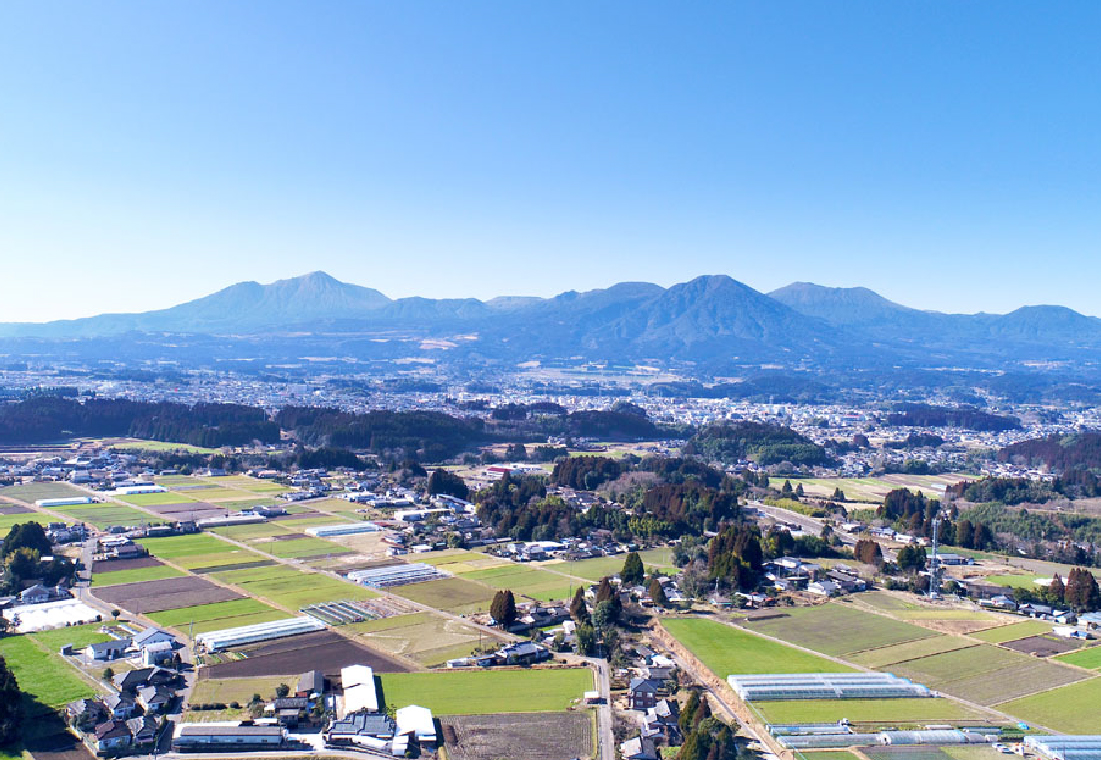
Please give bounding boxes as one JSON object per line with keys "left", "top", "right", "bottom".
{"left": 347, "top": 563, "right": 449, "bottom": 588}
{"left": 1026, "top": 735, "right": 1101, "bottom": 760}
{"left": 727, "top": 673, "right": 932, "bottom": 701}
{"left": 306, "top": 522, "right": 381, "bottom": 538}
{"left": 340, "top": 665, "right": 379, "bottom": 715}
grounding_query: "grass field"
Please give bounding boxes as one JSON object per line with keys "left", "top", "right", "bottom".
{"left": 416, "top": 550, "right": 512, "bottom": 571}
{"left": 91, "top": 564, "right": 185, "bottom": 587}
{"left": 800, "top": 752, "right": 864, "bottom": 760}
{"left": 754, "top": 697, "right": 987, "bottom": 725}
{"left": 0, "top": 512, "right": 55, "bottom": 537}
{"left": 0, "top": 634, "right": 97, "bottom": 708}
{"left": 1001, "top": 676, "right": 1101, "bottom": 732}
{"left": 210, "top": 523, "right": 292, "bottom": 541}
{"left": 849, "top": 637, "right": 976, "bottom": 668}
{"left": 463, "top": 564, "right": 577, "bottom": 602}
{"left": 793, "top": 474, "right": 975, "bottom": 504}
{"left": 262, "top": 537, "right": 348, "bottom": 559}
{"left": 744, "top": 603, "right": 934, "bottom": 656}
{"left": 663, "top": 618, "right": 853, "bottom": 677}
{"left": 892, "top": 644, "right": 1024, "bottom": 683}
{"left": 139, "top": 533, "right": 238, "bottom": 558}
{"left": 214, "top": 565, "right": 377, "bottom": 608}
{"left": 0, "top": 482, "right": 88, "bottom": 503}
{"left": 393, "top": 577, "right": 497, "bottom": 614}
{"left": 969, "top": 620, "right": 1054, "bottom": 643}
{"left": 30, "top": 623, "right": 112, "bottom": 651}
{"left": 1055, "top": 645, "right": 1101, "bottom": 670}
{"left": 378, "top": 668, "right": 593, "bottom": 714}
{"left": 117, "top": 491, "right": 196, "bottom": 506}
{"left": 51, "top": 503, "right": 156, "bottom": 528}
{"left": 147, "top": 597, "right": 289, "bottom": 631}
{"left": 556, "top": 547, "right": 676, "bottom": 582}
{"left": 190, "top": 676, "right": 292, "bottom": 705}
{"left": 111, "top": 439, "right": 221, "bottom": 454}
{"left": 983, "top": 574, "right": 1048, "bottom": 589}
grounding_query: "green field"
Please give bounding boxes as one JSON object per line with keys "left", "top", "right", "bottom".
{"left": 0, "top": 512, "right": 56, "bottom": 537}
{"left": 51, "top": 503, "right": 157, "bottom": 528}
{"left": 794, "top": 474, "right": 975, "bottom": 504}
{"left": 800, "top": 752, "right": 864, "bottom": 760}
{"left": 393, "top": 577, "right": 497, "bottom": 614}
{"left": 1001, "top": 676, "right": 1101, "bottom": 732}
{"left": 91, "top": 564, "right": 185, "bottom": 587}
{"left": 849, "top": 637, "right": 976, "bottom": 668}
{"left": 261, "top": 537, "right": 348, "bottom": 559}
{"left": 744, "top": 603, "right": 934, "bottom": 656}
{"left": 349, "top": 611, "right": 497, "bottom": 666}
{"left": 189, "top": 676, "right": 292, "bottom": 705}
{"left": 892, "top": 644, "right": 1024, "bottom": 683}
{"left": 112, "top": 440, "right": 221, "bottom": 454}
{"left": 557, "top": 547, "right": 676, "bottom": 582}
{"left": 378, "top": 668, "right": 593, "bottom": 714}
{"left": 1055, "top": 645, "right": 1101, "bottom": 670}
{"left": 210, "top": 523, "right": 291, "bottom": 541}
{"left": 463, "top": 564, "right": 577, "bottom": 602}
{"left": 754, "top": 697, "right": 987, "bottom": 725}
{"left": 214, "top": 565, "right": 377, "bottom": 608}
{"left": 146, "top": 597, "right": 289, "bottom": 631}
{"left": 0, "top": 482, "right": 88, "bottom": 503}
{"left": 416, "top": 550, "right": 511, "bottom": 571}
{"left": 139, "top": 533, "right": 238, "bottom": 558}
{"left": 663, "top": 618, "right": 852, "bottom": 677}
{"left": 30, "top": 623, "right": 113, "bottom": 651}
{"left": 969, "top": 619, "right": 1054, "bottom": 643}
{"left": 983, "top": 574, "right": 1048, "bottom": 589}
{"left": 0, "top": 634, "right": 97, "bottom": 708}
{"left": 117, "top": 491, "right": 195, "bottom": 506}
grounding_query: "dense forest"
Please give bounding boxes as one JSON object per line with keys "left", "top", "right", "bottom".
{"left": 685, "top": 420, "right": 829, "bottom": 467}
{"left": 887, "top": 404, "right": 1021, "bottom": 431}
{"left": 551, "top": 456, "right": 623, "bottom": 490}
{"left": 0, "top": 396, "right": 278, "bottom": 447}
{"left": 998, "top": 432, "right": 1101, "bottom": 473}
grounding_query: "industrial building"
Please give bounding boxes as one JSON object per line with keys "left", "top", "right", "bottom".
{"left": 340, "top": 665, "right": 379, "bottom": 715}
{"left": 347, "top": 563, "right": 449, "bottom": 588}
{"left": 194, "top": 616, "right": 326, "bottom": 652}
{"left": 305, "top": 522, "right": 381, "bottom": 538}
{"left": 173, "top": 724, "right": 285, "bottom": 750}
{"left": 36, "top": 496, "right": 94, "bottom": 507}
{"left": 113, "top": 485, "right": 168, "bottom": 495}
{"left": 727, "top": 673, "right": 932, "bottom": 701}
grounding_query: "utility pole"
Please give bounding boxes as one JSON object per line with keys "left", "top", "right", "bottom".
{"left": 928, "top": 516, "right": 941, "bottom": 599}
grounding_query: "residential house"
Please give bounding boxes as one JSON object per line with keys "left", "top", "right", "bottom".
{"left": 90, "top": 720, "right": 133, "bottom": 755}
{"left": 104, "top": 693, "right": 139, "bottom": 720}
{"left": 86, "top": 639, "right": 131, "bottom": 662}
{"left": 297, "top": 669, "right": 325, "bottom": 698}
{"left": 628, "top": 677, "right": 664, "bottom": 711}
{"left": 67, "top": 698, "right": 108, "bottom": 731}
{"left": 620, "top": 736, "right": 660, "bottom": 760}
{"left": 271, "top": 697, "right": 309, "bottom": 727}
{"left": 138, "top": 685, "right": 174, "bottom": 714}
{"left": 127, "top": 716, "right": 159, "bottom": 748}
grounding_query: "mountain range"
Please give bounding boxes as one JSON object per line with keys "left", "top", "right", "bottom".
{"left": 3, "top": 271, "right": 1100, "bottom": 369}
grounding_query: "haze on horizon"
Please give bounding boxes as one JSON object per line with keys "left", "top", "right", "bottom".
{"left": 2, "top": 2, "right": 1100, "bottom": 323}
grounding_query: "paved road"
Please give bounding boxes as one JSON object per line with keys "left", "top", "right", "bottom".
{"left": 594, "top": 658, "right": 614, "bottom": 760}
{"left": 750, "top": 500, "right": 857, "bottom": 547}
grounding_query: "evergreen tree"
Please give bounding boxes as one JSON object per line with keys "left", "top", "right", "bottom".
{"left": 0, "top": 655, "right": 22, "bottom": 746}
{"left": 1065, "top": 567, "right": 1101, "bottom": 612}
{"left": 1049, "top": 573, "right": 1065, "bottom": 604}
{"left": 490, "top": 589, "right": 517, "bottom": 627}
{"left": 649, "top": 577, "right": 669, "bottom": 607}
{"left": 595, "top": 576, "right": 615, "bottom": 604}
{"left": 569, "top": 586, "right": 589, "bottom": 623}
{"left": 621, "top": 552, "right": 645, "bottom": 585}
{"left": 679, "top": 692, "right": 700, "bottom": 734}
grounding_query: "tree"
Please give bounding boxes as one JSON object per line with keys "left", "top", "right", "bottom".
{"left": 427, "top": 469, "right": 469, "bottom": 501}
{"left": 795, "top": 483, "right": 804, "bottom": 498}
{"left": 592, "top": 600, "right": 618, "bottom": 630}
{"left": 679, "top": 692, "right": 700, "bottom": 734}
{"left": 576, "top": 623, "right": 596, "bottom": 656}
{"left": 490, "top": 590, "right": 517, "bottom": 627}
{"left": 649, "top": 578, "right": 669, "bottom": 608}
{"left": 102, "top": 667, "right": 115, "bottom": 682}
{"left": 896, "top": 545, "right": 927, "bottom": 572}
{"left": 1065, "top": 567, "right": 1101, "bottom": 612}
{"left": 595, "top": 577, "right": 615, "bottom": 605}
{"left": 111, "top": 609, "right": 121, "bottom": 620}
{"left": 832, "top": 487, "right": 846, "bottom": 502}
{"left": 955, "top": 519, "right": 974, "bottom": 549}
{"left": 0, "top": 522, "right": 51, "bottom": 560}
{"left": 570, "top": 587, "right": 589, "bottom": 623}
{"left": 275, "top": 683, "right": 290, "bottom": 699}
{"left": 853, "top": 539, "right": 883, "bottom": 566}
{"left": 0, "top": 655, "right": 22, "bottom": 746}
{"left": 505, "top": 442, "right": 528, "bottom": 461}
{"left": 1049, "top": 573, "right": 1066, "bottom": 604}
{"left": 621, "top": 552, "right": 645, "bottom": 586}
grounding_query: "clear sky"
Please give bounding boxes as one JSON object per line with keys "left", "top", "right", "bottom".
{"left": 1, "top": 2, "right": 1099, "bottom": 322}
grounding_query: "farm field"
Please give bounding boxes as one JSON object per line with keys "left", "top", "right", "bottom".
{"left": 1056, "top": 645, "right": 1101, "bottom": 670}
{"left": 416, "top": 550, "right": 512, "bottom": 572}
{"left": 555, "top": 547, "right": 676, "bottom": 581}
{"left": 1000, "top": 676, "right": 1101, "bottom": 732}
{"left": 969, "top": 620, "right": 1055, "bottom": 643}
{"left": 0, "top": 634, "right": 96, "bottom": 708}
{"left": 349, "top": 612, "right": 498, "bottom": 666}
{"left": 91, "top": 563, "right": 184, "bottom": 587}
{"left": 849, "top": 636, "right": 976, "bottom": 668}
{"left": 663, "top": 618, "right": 853, "bottom": 676}
{"left": 753, "top": 697, "right": 989, "bottom": 725}
{"left": 117, "top": 492, "right": 196, "bottom": 506}
{"left": 111, "top": 439, "right": 220, "bottom": 454}
{"left": 212, "top": 475, "right": 289, "bottom": 493}
{"left": 379, "top": 668, "right": 593, "bottom": 714}
{"left": 147, "top": 597, "right": 290, "bottom": 633}
{"left": 891, "top": 644, "right": 1026, "bottom": 683}
{"left": 982, "top": 574, "right": 1047, "bottom": 589}
{"left": 92, "top": 575, "right": 242, "bottom": 614}
{"left": 50, "top": 503, "right": 155, "bottom": 528}
{"left": 210, "top": 522, "right": 291, "bottom": 541}
{"left": 393, "top": 577, "right": 497, "bottom": 614}
{"left": 0, "top": 512, "right": 55, "bottom": 536}
{"left": 800, "top": 752, "right": 863, "bottom": 760}
{"left": 189, "top": 675, "right": 291, "bottom": 706}
{"left": 29, "top": 623, "right": 112, "bottom": 651}
{"left": 794, "top": 474, "right": 975, "bottom": 503}
{"left": 213, "top": 564, "right": 378, "bottom": 608}
{"left": 462, "top": 564, "right": 577, "bottom": 602}
{"left": 743, "top": 603, "right": 934, "bottom": 655}
{"left": 138, "top": 533, "right": 233, "bottom": 558}
{"left": 261, "top": 536, "right": 349, "bottom": 559}
{"left": 0, "top": 481, "right": 88, "bottom": 503}
{"left": 277, "top": 514, "right": 351, "bottom": 528}
{"left": 441, "top": 712, "right": 593, "bottom": 760}
{"left": 204, "top": 630, "right": 411, "bottom": 677}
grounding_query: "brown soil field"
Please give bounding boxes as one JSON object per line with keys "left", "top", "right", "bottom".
{"left": 0, "top": 503, "right": 33, "bottom": 514}
{"left": 268, "top": 532, "right": 308, "bottom": 541}
{"left": 92, "top": 575, "right": 242, "bottom": 613}
{"left": 1004, "top": 635, "right": 1079, "bottom": 657}
{"left": 191, "top": 559, "right": 275, "bottom": 575}
{"left": 440, "top": 712, "right": 593, "bottom": 760}
{"left": 91, "top": 556, "right": 164, "bottom": 573}
{"left": 144, "top": 502, "right": 226, "bottom": 521}
{"left": 203, "top": 630, "right": 412, "bottom": 677}
{"left": 271, "top": 511, "right": 322, "bottom": 520}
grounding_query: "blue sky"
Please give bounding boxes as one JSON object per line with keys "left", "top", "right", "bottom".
{"left": 1, "top": 2, "right": 1099, "bottom": 321}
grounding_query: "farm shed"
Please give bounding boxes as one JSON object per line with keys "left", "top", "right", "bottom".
{"left": 306, "top": 522, "right": 380, "bottom": 537}
{"left": 340, "top": 664, "right": 379, "bottom": 715}
{"left": 1026, "top": 735, "right": 1101, "bottom": 760}
{"left": 173, "top": 724, "right": 285, "bottom": 749}
{"left": 347, "top": 562, "right": 449, "bottom": 588}
{"left": 727, "top": 672, "right": 932, "bottom": 701}
{"left": 194, "top": 616, "right": 325, "bottom": 652}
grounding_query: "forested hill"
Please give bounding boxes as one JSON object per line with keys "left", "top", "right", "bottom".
{"left": 998, "top": 432, "right": 1101, "bottom": 473}
{"left": 887, "top": 404, "right": 1022, "bottom": 431}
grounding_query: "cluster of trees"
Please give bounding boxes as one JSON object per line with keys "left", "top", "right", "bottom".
{"left": 951, "top": 472, "right": 1101, "bottom": 505}
{"left": 427, "top": 469, "right": 470, "bottom": 501}
{"left": 288, "top": 446, "right": 367, "bottom": 470}
{"left": 2, "top": 522, "right": 77, "bottom": 596}
{"left": 998, "top": 432, "right": 1101, "bottom": 472}
{"left": 637, "top": 484, "right": 741, "bottom": 538}
{"left": 853, "top": 539, "right": 884, "bottom": 566}
{"left": 0, "top": 656, "right": 20, "bottom": 746}
{"left": 896, "top": 545, "right": 927, "bottom": 572}
{"left": 675, "top": 693, "right": 737, "bottom": 760}
{"left": 0, "top": 396, "right": 278, "bottom": 447}
{"left": 1013, "top": 570, "right": 1101, "bottom": 611}
{"left": 883, "top": 432, "right": 945, "bottom": 449}
{"left": 887, "top": 404, "right": 1022, "bottom": 432}
{"left": 707, "top": 525, "right": 764, "bottom": 591}
{"left": 552, "top": 456, "right": 622, "bottom": 490}
{"left": 489, "top": 590, "right": 517, "bottom": 627}
{"left": 275, "top": 406, "right": 486, "bottom": 461}
{"left": 685, "top": 421, "right": 829, "bottom": 467}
